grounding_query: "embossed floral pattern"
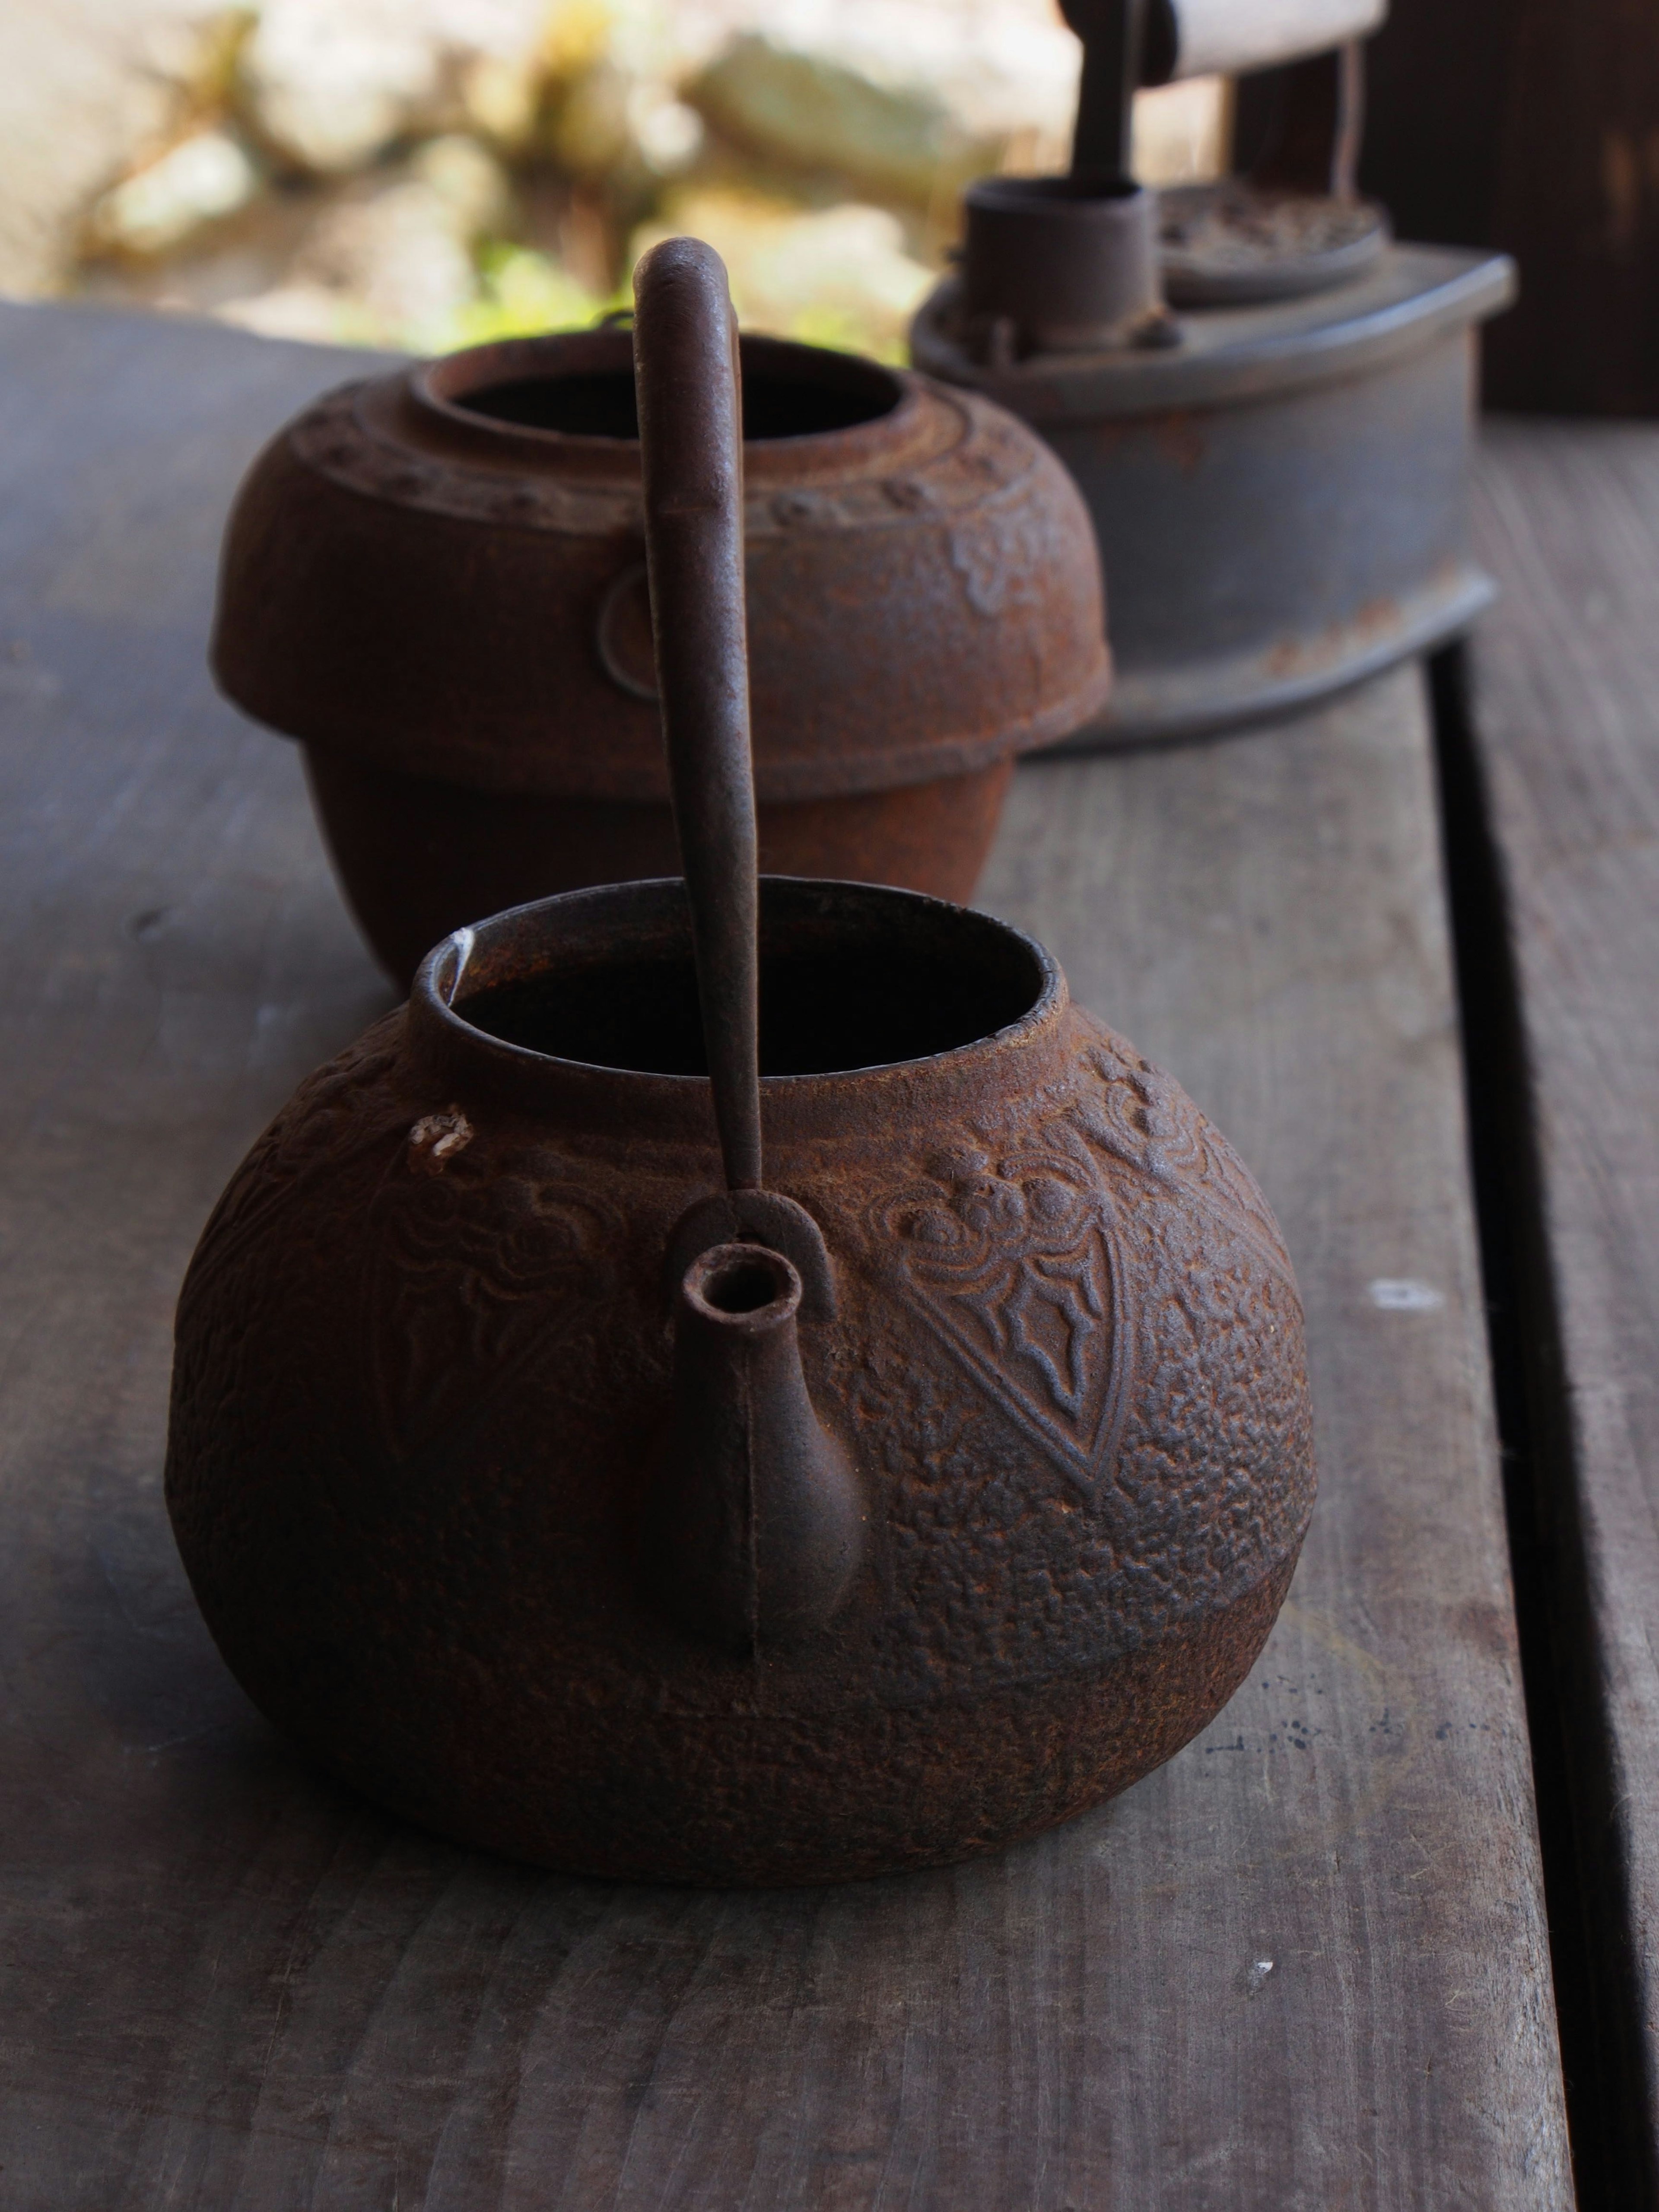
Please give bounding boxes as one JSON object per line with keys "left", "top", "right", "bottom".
{"left": 870, "top": 1137, "right": 1132, "bottom": 1493}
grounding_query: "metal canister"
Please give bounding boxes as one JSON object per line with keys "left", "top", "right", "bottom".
{"left": 912, "top": 240, "right": 1513, "bottom": 745}
{"left": 914, "top": 0, "right": 1516, "bottom": 747}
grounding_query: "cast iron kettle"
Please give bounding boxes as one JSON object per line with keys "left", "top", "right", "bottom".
{"left": 166, "top": 240, "right": 1315, "bottom": 1887}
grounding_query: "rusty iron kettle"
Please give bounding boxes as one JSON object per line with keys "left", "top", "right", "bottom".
{"left": 165, "top": 241, "right": 1314, "bottom": 1887}
{"left": 211, "top": 306, "right": 1109, "bottom": 988}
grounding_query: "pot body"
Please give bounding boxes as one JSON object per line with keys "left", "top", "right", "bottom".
{"left": 913, "top": 242, "right": 1515, "bottom": 745}
{"left": 165, "top": 879, "right": 1314, "bottom": 1885}
{"left": 303, "top": 747, "right": 1015, "bottom": 991}
{"left": 212, "top": 330, "right": 1109, "bottom": 965}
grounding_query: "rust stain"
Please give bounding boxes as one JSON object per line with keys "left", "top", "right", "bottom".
{"left": 1151, "top": 410, "right": 1208, "bottom": 475}
{"left": 1351, "top": 594, "right": 1406, "bottom": 642}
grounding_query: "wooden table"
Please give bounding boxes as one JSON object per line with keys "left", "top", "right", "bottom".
{"left": 0, "top": 299, "right": 1576, "bottom": 2208}
{"left": 1462, "top": 422, "right": 1659, "bottom": 2206}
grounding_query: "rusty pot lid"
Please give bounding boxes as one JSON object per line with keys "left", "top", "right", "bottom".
{"left": 211, "top": 326, "right": 1110, "bottom": 804}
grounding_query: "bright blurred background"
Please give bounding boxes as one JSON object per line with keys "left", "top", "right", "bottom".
{"left": 0, "top": 0, "right": 1227, "bottom": 362}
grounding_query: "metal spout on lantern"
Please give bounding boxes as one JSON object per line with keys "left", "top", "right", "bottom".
{"left": 958, "top": 0, "right": 1173, "bottom": 365}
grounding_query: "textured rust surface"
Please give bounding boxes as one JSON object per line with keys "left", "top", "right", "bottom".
{"left": 210, "top": 328, "right": 1109, "bottom": 807}
{"left": 214, "top": 324, "right": 1105, "bottom": 972}
{"left": 164, "top": 876, "right": 1316, "bottom": 1886}
{"left": 303, "top": 747, "right": 1014, "bottom": 989}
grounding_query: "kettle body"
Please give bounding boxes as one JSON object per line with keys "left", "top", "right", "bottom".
{"left": 165, "top": 877, "right": 1313, "bottom": 1885}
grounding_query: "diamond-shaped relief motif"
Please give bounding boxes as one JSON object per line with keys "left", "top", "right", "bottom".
{"left": 870, "top": 1143, "right": 1133, "bottom": 1495}
{"left": 1070, "top": 1029, "right": 1300, "bottom": 1300}
{"left": 1004, "top": 1251, "right": 1104, "bottom": 1419}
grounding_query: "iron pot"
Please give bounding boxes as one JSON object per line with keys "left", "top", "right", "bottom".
{"left": 212, "top": 331, "right": 1111, "bottom": 983}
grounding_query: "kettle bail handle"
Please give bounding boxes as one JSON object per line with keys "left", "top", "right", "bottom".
{"left": 633, "top": 238, "right": 762, "bottom": 1194}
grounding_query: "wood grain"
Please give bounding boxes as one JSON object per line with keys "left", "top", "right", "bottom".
{"left": 0, "top": 299, "right": 1568, "bottom": 2207}
{"left": 1468, "top": 418, "right": 1659, "bottom": 2189}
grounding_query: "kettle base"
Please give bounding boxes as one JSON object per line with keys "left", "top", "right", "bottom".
{"left": 250, "top": 1552, "right": 1297, "bottom": 1889}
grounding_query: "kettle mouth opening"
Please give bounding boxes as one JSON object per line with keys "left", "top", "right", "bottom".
{"left": 421, "top": 877, "right": 1057, "bottom": 1084}
{"left": 421, "top": 329, "right": 905, "bottom": 445}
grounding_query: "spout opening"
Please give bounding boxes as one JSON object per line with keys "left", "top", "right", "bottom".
{"left": 684, "top": 1243, "right": 801, "bottom": 1324}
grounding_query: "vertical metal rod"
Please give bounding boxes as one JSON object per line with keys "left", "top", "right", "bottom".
{"left": 1246, "top": 44, "right": 1367, "bottom": 199}
{"left": 1332, "top": 40, "right": 1365, "bottom": 203}
{"left": 1066, "top": 0, "right": 1147, "bottom": 180}
{"left": 633, "top": 238, "right": 763, "bottom": 1193}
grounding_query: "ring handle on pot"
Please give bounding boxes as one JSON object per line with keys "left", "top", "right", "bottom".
{"left": 633, "top": 238, "right": 762, "bottom": 1196}
{"left": 594, "top": 560, "right": 660, "bottom": 703}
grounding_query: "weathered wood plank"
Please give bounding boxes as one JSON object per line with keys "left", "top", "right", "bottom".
{"left": 0, "top": 300, "right": 1567, "bottom": 2207}
{"left": 1467, "top": 417, "right": 1659, "bottom": 2193}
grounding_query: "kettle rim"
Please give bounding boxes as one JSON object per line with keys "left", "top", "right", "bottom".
{"left": 407, "top": 874, "right": 1071, "bottom": 1120}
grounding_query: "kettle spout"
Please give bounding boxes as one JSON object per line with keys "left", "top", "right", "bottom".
{"left": 646, "top": 1241, "right": 864, "bottom": 1652}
